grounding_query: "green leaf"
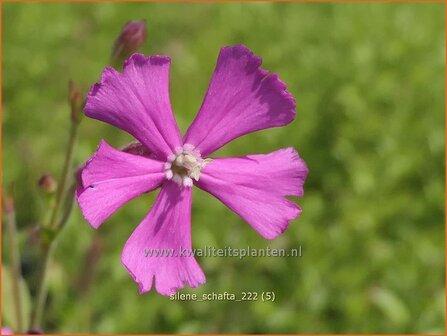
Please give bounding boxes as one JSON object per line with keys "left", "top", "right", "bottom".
{"left": 1, "top": 264, "right": 31, "bottom": 332}
{"left": 370, "top": 287, "right": 410, "bottom": 326}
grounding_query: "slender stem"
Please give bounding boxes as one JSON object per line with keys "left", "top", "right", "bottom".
{"left": 30, "top": 121, "right": 80, "bottom": 329}
{"left": 48, "top": 122, "right": 79, "bottom": 230}
{"left": 29, "top": 242, "right": 55, "bottom": 330}
{"left": 5, "top": 208, "right": 24, "bottom": 333}
{"left": 56, "top": 181, "right": 77, "bottom": 230}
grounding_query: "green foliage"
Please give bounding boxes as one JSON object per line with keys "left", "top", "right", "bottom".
{"left": 2, "top": 2, "right": 445, "bottom": 334}
{"left": 2, "top": 265, "right": 32, "bottom": 331}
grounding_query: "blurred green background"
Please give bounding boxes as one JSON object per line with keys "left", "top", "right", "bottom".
{"left": 2, "top": 2, "right": 445, "bottom": 334}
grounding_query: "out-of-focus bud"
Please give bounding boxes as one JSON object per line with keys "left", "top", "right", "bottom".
{"left": 111, "top": 20, "right": 147, "bottom": 64}
{"left": 3, "top": 185, "right": 15, "bottom": 215}
{"left": 68, "top": 80, "right": 84, "bottom": 124}
{"left": 38, "top": 174, "right": 57, "bottom": 194}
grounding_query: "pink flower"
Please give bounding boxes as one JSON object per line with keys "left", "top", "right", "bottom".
{"left": 1, "top": 327, "right": 13, "bottom": 335}
{"left": 76, "top": 45, "right": 308, "bottom": 296}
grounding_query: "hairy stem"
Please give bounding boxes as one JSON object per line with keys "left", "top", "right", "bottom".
{"left": 5, "top": 208, "right": 24, "bottom": 332}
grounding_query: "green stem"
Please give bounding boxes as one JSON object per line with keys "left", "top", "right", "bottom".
{"left": 5, "top": 208, "right": 24, "bottom": 333}
{"left": 48, "top": 122, "right": 79, "bottom": 230}
{"left": 30, "top": 121, "right": 80, "bottom": 330}
{"left": 29, "top": 242, "right": 55, "bottom": 330}
{"left": 56, "top": 181, "right": 77, "bottom": 230}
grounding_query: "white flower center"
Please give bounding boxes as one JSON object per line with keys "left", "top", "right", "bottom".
{"left": 164, "top": 144, "right": 211, "bottom": 187}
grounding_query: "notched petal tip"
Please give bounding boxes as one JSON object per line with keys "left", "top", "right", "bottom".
{"left": 220, "top": 46, "right": 296, "bottom": 118}
{"left": 216, "top": 44, "right": 262, "bottom": 75}
{"left": 288, "top": 147, "right": 309, "bottom": 195}
{"left": 256, "top": 71, "right": 297, "bottom": 126}
{"left": 84, "top": 51, "right": 182, "bottom": 159}
{"left": 185, "top": 44, "right": 298, "bottom": 156}
{"left": 221, "top": 44, "right": 261, "bottom": 63}
{"left": 122, "top": 246, "right": 206, "bottom": 297}
{"left": 285, "top": 146, "right": 309, "bottom": 169}
{"left": 85, "top": 68, "right": 118, "bottom": 116}
{"left": 86, "top": 82, "right": 102, "bottom": 101}
{"left": 261, "top": 203, "right": 302, "bottom": 240}
{"left": 197, "top": 148, "right": 307, "bottom": 240}
{"left": 86, "top": 54, "right": 171, "bottom": 116}
{"left": 121, "top": 256, "right": 154, "bottom": 294}
{"left": 155, "top": 273, "right": 206, "bottom": 297}
{"left": 120, "top": 183, "right": 206, "bottom": 296}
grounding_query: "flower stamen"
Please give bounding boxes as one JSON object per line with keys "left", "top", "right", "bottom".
{"left": 164, "top": 144, "right": 211, "bottom": 187}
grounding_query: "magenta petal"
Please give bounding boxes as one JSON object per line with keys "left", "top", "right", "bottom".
{"left": 1, "top": 328, "right": 13, "bottom": 335}
{"left": 197, "top": 148, "right": 308, "bottom": 239}
{"left": 85, "top": 54, "right": 182, "bottom": 160}
{"left": 76, "top": 140, "right": 165, "bottom": 229}
{"left": 121, "top": 182, "right": 205, "bottom": 295}
{"left": 184, "top": 45, "right": 296, "bottom": 156}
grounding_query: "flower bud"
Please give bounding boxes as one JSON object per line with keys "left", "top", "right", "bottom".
{"left": 111, "top": 20, "right": 147, "bottom": 64}
{"left": 68, "top": 80, "right": 84, "bottom": 124}
{"left": 38, "top": 174, "right": 57, "bottom": 194}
